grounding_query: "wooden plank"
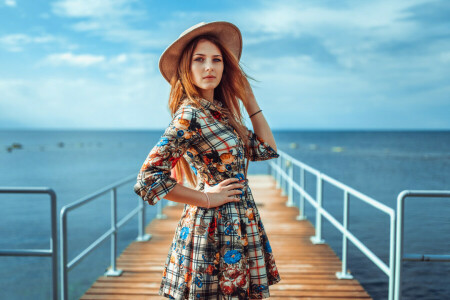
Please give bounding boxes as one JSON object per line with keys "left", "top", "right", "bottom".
{"left": 81, "top": 175, "right": 372, "bottom": 299}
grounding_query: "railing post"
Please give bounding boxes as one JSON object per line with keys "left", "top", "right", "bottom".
{"left": 394, "top": 192, "right": 406, "bottom": 300}
{"left": 296, "top": 167, "right": 307, "bottom": 220}
{"left": 393, "top": 190, "right": 450, "bottom": 300}
{"left": 136, "top": 197, "right": 151, "bottom": 242}
{"left": 310, "top": 173, "right": 325, "bottom": 244}
{"left": 105, "top": 188, "right": 123, "bottom": 276}
{"left": 48, "top": 190, "right": 58, "bottom": 300}
{"left": 281, "top": 157, "right": 287, "bottom": 196}
{"left": 56, "top": 174, "right": 157, "bottom": 299}
{"left": 276, "top": 155, "right": 281, "bottom": 189}
{"left": 60, "top": 209, "right": 68, "bottom": 300}
{"left": 336, "top": 190, "right": 353, "bottom": 279}
{"left": 0, "top": 188, "right": 58, "bottom": 300}
{"left": 273, "top": 160, "right": 276, "bottom": 178}
{"left": 156, "top": 198, "right": 168, "bottom": 219}
{"left": 389, "top": 211, "right": 396, "bottom": 300}
{"left": 286, "top": 160, "right": 294, "bottom": 206}
{"left": 283, "top": 158, "right": 288, "bottom": 196}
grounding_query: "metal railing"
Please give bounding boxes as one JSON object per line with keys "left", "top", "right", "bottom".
{"left": 269, "top": 150, "right": 397, "bottom": 300}
{"left": 59, "top": 174, "right": 153, "bottom": 300}
{"left": 394, "top": 190, "right": 450, "bottom": 300}
{"left": 0, "top": 187, "right": 58, "bottom": 300}
{"left": 2, "top": 154, "right": 448, "bottom": 300}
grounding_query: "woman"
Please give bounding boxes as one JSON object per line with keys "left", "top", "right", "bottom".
{"left": 134, "top": 21, "right": 281, "bottom": 299}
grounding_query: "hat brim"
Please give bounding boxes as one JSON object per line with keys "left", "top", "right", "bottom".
{"left": 158, "top": 21, "right": 242, "bottom": 83}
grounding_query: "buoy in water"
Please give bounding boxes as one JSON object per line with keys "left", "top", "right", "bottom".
{"left": 309, "top": 144, "right": 318, "bottom": 150}
{"left": 332, "top": 146, "right": 344, "bottom": 152}
{"left": 289, "top": 142, "right": 298, "bottom": 149}
{"left": 12, "top": 143, "right": 22, "bottom": 149}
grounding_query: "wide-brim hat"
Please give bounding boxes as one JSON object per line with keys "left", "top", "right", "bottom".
{"left": 158, "top": 21, "right": 242, "bottom": 83}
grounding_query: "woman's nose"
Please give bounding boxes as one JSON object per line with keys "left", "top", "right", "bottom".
{"left": 205, "top": 60, "right": 213, "bottom": 71}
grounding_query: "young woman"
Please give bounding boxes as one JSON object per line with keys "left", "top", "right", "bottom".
{"left": 134, "top": 21, "right": 281, "bottom": 299}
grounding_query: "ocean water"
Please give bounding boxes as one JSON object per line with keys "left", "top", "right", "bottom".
{"left": 0, "top": 129, "right": 449, "bottom": 300}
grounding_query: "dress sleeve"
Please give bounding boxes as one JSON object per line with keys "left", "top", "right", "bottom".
{"left": 246, "top": 127, "right": 280, "bottom": 161}
{"left": 133, "top": 106, "right": 201, "bottom": 205}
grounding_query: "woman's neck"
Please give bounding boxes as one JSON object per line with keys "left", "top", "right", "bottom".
{"left": 200, "top": 89, "right": 214, "bottom": 102}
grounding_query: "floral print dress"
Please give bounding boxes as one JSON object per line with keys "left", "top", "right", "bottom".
{"left": 134, "top": 97, "right": 281, "bottom": 299}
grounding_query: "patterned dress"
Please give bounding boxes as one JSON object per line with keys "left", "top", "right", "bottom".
{"left": 134, "top": 97, "right": 281, "bottom": 299}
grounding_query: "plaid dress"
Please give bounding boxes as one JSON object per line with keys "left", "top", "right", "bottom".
{"left": 134, "top": 97, "right": 281, "bottom": 299}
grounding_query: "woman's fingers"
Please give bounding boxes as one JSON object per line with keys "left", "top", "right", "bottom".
{"left": 227, "top": 196, "right": 241, "bottom": 202}
{"left": 226, "top": 187, "right": 243, "bottom": 198}
{"left": 220, "top": 178, "right": 239, "bottom": 186}
{"left": 205, "top": 178, "right": 246, "bottom": 207}
{"left": 224, "top": 183, "right": 244, "bottom": 190}
{"left": 230, "top": 189, "right": 244, "bottom": 195}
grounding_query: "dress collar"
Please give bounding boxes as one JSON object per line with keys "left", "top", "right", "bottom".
{"left": 181, "top": 97, "right": 228, "bottom": 122}
{"left": 197, "top": 97, "right": 223, "bottom": 111}
{"left": 195, "top": 97, "right": 230, "bottom": 123}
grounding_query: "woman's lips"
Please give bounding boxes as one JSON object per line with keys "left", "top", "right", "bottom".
{"left": 204, "top": 76, "right": 215, "bottom": 79}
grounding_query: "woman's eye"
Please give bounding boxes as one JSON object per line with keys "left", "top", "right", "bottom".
{"left": 193, "top": 57, "right": 221, "bottom": 62}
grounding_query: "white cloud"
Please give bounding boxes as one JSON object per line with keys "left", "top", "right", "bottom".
{"left": 42, "top": 52, "right": 106, "bottom": 67}
{"left": 440, "top": 51, "right": 450, "bottom": 63}
{"left": 112, "top": 53, "right": 128, "bottom": 63}
{"left": 241, "top": 0, "right": 427, "bottom": 35}
{"left": 52, "top": 0, "right": 140, "bottom": 18}
{"left": 38, "top": 52, "right": 135, "bottom": 68}
{"left": 0, "top": 0, "right": 448, "bottom": 129}
{"left": 237, "top": 0, "right": 432, "bottom": 67}
{"left": 0, "top": 33, "right": 58, "bottom": 52}
{"left": 241, "top": 47, "right": 450, "bottom": 129}
{"left": 235, "top": 0, "right": 449, "bottom": 113}
{"left": 0, "top": 34, "right": 28, "bottom": 52}
{"left": 0, "top": 52, "right": 173, "bottom": 129}
{"left": 4, "top": 0, "right": 16, "bottom": 7}
{"left": 51, "top": 0, "right": 166, "bottom": 48}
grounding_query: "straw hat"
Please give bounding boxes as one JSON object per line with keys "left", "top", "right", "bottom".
{"left": 158, "top": 21, "right": 243, "bottom": 83}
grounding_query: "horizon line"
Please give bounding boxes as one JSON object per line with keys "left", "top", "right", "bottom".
{"left": 1, "top": 127, "right": 449, "bottom": 132}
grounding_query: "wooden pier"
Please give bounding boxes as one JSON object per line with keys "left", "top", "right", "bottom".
{"left": 81, "top": 175, "right": 372, "bottom": 299}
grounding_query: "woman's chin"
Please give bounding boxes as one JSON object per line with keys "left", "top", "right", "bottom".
{"left": 199, "top": 84, "right": 219, "bottom": 91}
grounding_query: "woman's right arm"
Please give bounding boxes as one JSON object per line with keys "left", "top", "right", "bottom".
{"left": 134, "top": 106, "right": 199, "bottom": 205}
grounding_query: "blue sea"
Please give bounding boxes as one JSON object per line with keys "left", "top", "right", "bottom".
{"left": 0, "top": 129, "right": 449, "bottom": 300}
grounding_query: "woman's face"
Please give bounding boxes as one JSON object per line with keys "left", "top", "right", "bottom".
{"left": 190, "top": 39, "right": 224, "bottom": 96}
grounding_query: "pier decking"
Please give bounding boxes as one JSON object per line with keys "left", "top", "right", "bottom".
{"left": 81, "top": 175, "right": 372, "bottom": 299}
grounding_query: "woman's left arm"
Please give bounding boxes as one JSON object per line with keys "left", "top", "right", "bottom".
{"left": 243, "top": 79, "right": 277, "bottom": 152}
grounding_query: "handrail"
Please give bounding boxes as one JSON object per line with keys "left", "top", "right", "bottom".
{"left": 394, "top": 190, "right": 450, "bottom": 300}
{"left": 0, "top": 187, "right": 58, "bottom": 300}
{"left": 59, "top": 173, "right": 155, "bottom": 300}
{"left": 269, "top": 149, "right": 397, "bottom": 300}
{"left": 3, "top": 154, "right": 447, "bottom": 299}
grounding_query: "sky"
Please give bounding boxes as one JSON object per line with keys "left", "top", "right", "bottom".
{"left": 0, "top": 0, "right": 449, "bottom": 130}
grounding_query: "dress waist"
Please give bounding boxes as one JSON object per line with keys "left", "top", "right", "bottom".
{"left": 202, "top": 178, "right": 248, "bottom": 190}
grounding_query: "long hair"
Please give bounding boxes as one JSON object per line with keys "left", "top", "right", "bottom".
{"left": 168, "top": 34, "right": 253, "bottom": 188}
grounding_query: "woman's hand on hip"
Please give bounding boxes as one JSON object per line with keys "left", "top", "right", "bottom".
{"left": 205, "top": 178, "right": 244, "bottom": 208}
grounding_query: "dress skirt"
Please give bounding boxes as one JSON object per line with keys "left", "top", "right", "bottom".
{"left": 159, "top": 179, "right": 281, "bottom": 299}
